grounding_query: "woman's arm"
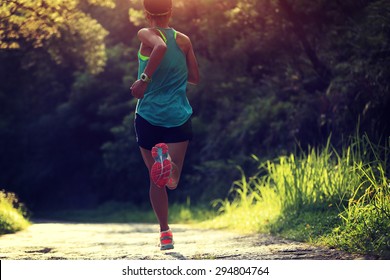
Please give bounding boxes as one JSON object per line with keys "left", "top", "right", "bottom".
{"left": 131, "top": 28, "right": 167, "bottom": 99}
{"left": 176, "top": 32, "right": 200, "bottom": 85}
{"left": 186, "top": 39, "right": 200, "bottom": 85}
{"left": 138, "top": 28, "right": 167, "bottom": 79}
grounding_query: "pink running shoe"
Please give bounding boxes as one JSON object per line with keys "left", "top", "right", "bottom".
{"left": 159, "top": 229, "right": 174, "bottom": 250}
{"left": 151, "top": 143, "right": 172, "bottom": 188}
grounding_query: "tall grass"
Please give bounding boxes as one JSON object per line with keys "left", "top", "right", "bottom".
{"left": 206, "top": 135, "right": 390, "bottom": 257}
{"left": 0, "top": 190, "right": 30, "bottom": 235}
{"left": 328, "top": 136, "right": 390, "bottom": 257}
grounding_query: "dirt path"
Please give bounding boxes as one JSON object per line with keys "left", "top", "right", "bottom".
{"left": 0, "top": 221, "right": 366, "bottom": 260}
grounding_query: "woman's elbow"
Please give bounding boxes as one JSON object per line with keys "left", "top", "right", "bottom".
{"left": 188, "top": 75, "right": 200, "bottom": 85}
{"left": 188, "top": 70, "right": 200, "bottom": 85}
{"left": 155, "top": 43, "right": 167, "bottom": 55}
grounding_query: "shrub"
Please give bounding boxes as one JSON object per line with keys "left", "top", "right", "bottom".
{"left": 0, "top": 190, "right": 30, "bottom": 235}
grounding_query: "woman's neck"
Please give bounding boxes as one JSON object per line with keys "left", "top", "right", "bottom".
{"left": 151, "top": 24, "right": 170, "bottom": 28}
{"left": 149, "top": 18, "right": 170, "bottom": 29}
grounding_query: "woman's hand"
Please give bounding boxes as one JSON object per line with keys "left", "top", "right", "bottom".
{"left": 130, "top": 80, "right": 148, "bottom": 99}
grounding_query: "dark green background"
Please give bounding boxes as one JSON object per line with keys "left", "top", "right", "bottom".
{"left": 1, "top": 0, "right": 389, "bottom": 211}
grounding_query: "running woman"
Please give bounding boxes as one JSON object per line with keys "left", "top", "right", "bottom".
{"left": 130, "top": 0, "right": 200, "bottom": 250}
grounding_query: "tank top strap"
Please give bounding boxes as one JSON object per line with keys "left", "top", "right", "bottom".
{"left": 155, "top": 29, "right": 167, "bottom": 43}
{"left": 155, "top": 28, "right": 177, "bottom": 43}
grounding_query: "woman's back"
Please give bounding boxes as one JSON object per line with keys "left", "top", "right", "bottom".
{"left": 136, "top": 28, "right": 192, "bottom": 127}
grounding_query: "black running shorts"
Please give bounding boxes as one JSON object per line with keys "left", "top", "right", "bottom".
{"left": 134, "top": 114, "right": 193, "bottom": 150}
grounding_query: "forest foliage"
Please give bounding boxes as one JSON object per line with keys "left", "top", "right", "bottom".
{"left": 0, "top": 0, "right": 389, "bottom": 211}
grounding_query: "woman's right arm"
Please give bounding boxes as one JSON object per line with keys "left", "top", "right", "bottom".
{"left": 138, "top": 28, "right": 168, "bottom": 80}
{"left": 131, "top": 28, "right": 167, "bottom": 99}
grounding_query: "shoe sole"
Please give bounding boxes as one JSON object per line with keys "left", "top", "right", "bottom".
{"left": 160, "top": 244, "right": 174, "bottom": 250}
{"left": 151, "top": 160, "right": 171, "bottom": 188}
{"left": 151, "top": 143, "right": 171, "bottom": 188}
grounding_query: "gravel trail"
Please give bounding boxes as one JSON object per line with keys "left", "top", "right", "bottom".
{"left": 0, "top": 221, "right": 366, "bottom": 260}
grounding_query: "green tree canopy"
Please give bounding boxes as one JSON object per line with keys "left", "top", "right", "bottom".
{"left": 0, "top": 0, "right": 115, "bottom": 73}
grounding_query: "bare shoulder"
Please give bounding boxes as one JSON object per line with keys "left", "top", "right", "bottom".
{"left": 175, "top": 30, "right": 190, "bottom": 41}
{"left": 137, "top": 28, "right": 159, "bottom": 39}
{"left": 175, "top": 30, "right": 193, "bottom": 53}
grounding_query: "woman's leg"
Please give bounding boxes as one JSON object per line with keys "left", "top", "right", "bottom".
{"left": 166, "top": 141, "right": 189, "bottom": 190}
{"left": 139, "top": 141, "right": 189, "bottom": 231}
{"left": 140, "top": 147, "right": 169, "bottom": 231}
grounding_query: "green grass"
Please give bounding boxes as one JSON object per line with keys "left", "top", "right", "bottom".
{"left": 0, "top": 190, "right": 30, "bottom": 235}
{"left": 204, "top": 135, "right": 390, "bottom": 258}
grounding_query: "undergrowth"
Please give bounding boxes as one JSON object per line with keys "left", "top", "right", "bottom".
{"left": 205, "top": 135, "right": 390, "bottom": 258}
{"left": 38, "top": 199, "right": 215, "bottom": 225}
{"left": 0, "top": 190, "right": 30, "bottom": 235}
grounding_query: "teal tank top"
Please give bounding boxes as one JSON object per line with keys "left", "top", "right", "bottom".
{"left": 136, "top": 28, "right": 192, "bottom": 127}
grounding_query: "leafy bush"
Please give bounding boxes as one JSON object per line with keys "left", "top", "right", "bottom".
{"left": 0, "top": 190, "right": 30, "bottom": 235}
